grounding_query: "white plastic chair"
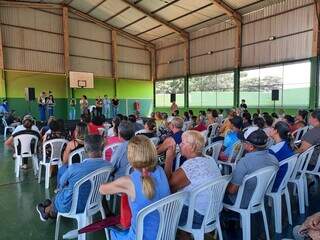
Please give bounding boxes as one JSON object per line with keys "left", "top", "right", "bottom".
{"left": 134, "top": 191, "right": 188, "bottom": 240}
{"left": 13, "top": 134, "right": 39, "bottom": 178}
{"left": 3, "top": 117, "right": 14, "bottom": 138}
{"left": 292, "top": 126, "right": 310, "bottom": 143}
{"left": 266, "top": 154, "right": 297, "bottom": 233}
{"left": 182, "top": 121, "right": 192, "bottom": 131}
{"left": 103, "top": 142, "right": 122, "bottom": 163}
{"left": 206, "top": 123, "right": 220, "bottom": 145}
{"left": 150, "top": 137, "right": 160, "bottom": 146}
{"left": 202, "top": 140, "right": 223, "bottom": 161}
{"left": 38, "top": 139, "right": 69, "bottom": 189}
{"left": 179, "top": 175, "right": 230, "bottom": 240}
{"left": 68, "top": 147, "right": 86, "bottom": 166}
{"left": 224, "top": 166, "right": 278, "bottom": 240}
{"left": 135, "top": 129, "right": 148, "bottom": 135}
{"left": 217, "top": 141, "right": 244, "bottom": 174}
{"left": 55, "top": 166, "right": 113, "bottom": 240}
{"left": 304, "top": 149, "right": 320, "bottom": 184}
{"left": 288, "top": 146, "right": 315, "bottom": 214}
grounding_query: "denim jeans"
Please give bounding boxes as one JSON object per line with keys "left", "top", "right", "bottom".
{"left": 69, "top": 107, "right": 76, "bottom": 120}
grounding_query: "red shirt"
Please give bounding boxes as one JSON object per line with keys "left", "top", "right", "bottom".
{"left": 192, "top": 123, "right": 207, "bottom": 132}
{"left": 87, "top": 122, "right": 103, "bottom": 135}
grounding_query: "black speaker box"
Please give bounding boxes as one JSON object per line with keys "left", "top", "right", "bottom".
{"left": 25, "top": 88, "right": 35, "bottom": 101}
{"left": 170, "top": 93, "right": 176, "bottom": 103}
{"left": 272, "top": 89, "right": 279, "bottom": 101}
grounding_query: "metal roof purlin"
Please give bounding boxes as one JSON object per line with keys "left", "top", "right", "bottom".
{"left": 210, "top": 0, "right": 242, "bottom": 24}
{"left": 120, "top": 0, "right": 189, "bottom": 40}
{"left": 68, "top": 6, "right": 155, "bottom": 49}
{"left": 0, "top": 0, "right": 61, "bottom": 8}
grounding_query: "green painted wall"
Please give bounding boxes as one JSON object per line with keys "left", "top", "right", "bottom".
{"left": 2, "top": 71, "right": 153, "bottom": 119}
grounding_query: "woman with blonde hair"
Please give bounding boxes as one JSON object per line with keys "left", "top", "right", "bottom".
{"left": 99, "top": 135, "right": 170, "bottom": 240}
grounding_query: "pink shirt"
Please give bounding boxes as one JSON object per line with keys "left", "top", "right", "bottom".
{"left": 104, "top": 136, "right": 123, "bottom": 161}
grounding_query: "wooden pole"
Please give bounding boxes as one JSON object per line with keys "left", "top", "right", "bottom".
{"left": 0, "top": 23, "right": 6, "bottom": 98}
{"left": 111, "top": 30, "right": 118, "bottom": 96}
{"left": 62, "top": 7, "right": 70, "bottom": 118}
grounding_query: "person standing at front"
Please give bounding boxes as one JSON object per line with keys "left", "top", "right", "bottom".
{"left": 103, "top": 95, "right": 111, "bottom": 118}
{"left": 112, "top": 96, "right": 119, "bottom": 117}
{"left": 38, "top": 92, "right": 47, "bottom": 122}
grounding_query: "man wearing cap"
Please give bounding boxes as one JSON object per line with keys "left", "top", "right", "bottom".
{"left": 224, "top": 127, "right": 279, "bottom": 208}
{"left": 219, "top": 116, "right": 243, "bottom": 161}
{"left": 5, "top": 115, "right": 40, "bottom": 169}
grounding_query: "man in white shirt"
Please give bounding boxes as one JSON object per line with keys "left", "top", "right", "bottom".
{"left": 103, "top": 95, "right": 111, "bottom": 119}
{"left": 5, "top": 115, "right": 40, "bottom": 169}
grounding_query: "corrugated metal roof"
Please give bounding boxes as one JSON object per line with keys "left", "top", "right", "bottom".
{"left": 16, "top": 0, "right": 294, "bottom": 43}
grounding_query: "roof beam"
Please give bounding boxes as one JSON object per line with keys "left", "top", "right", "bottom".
{"left": 210, "top": 0, "right": 242, "bottom": 24}
{"left": 0, "top": 0, "right": 61, "bottom": 8}
{"left": 68, "top": 6, "right": 155, "bottom": 49}
{"left": 86, "top": 0, "right": 107, "bottom": 14}
{"left": 120, "top": 0, "right": 189, "bottom": 40}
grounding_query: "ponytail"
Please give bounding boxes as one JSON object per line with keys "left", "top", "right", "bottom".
{"left": 141, "top": 168, "right": 155, "bottom": 199}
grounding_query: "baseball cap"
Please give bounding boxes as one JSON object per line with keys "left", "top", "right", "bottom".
{"left": 22, "top": 114, "right": 34, "bottom": 123}
{"left": 239, "top": 126, "right": 268, "bottom": 147}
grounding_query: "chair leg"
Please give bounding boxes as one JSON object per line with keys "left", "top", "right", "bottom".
{"left": 38, "top": 164, "right": 42, "bottom": 183}
{"left": 54, "top": 214, "right": 61, "bottom": 240}
{"left": 192, "top": 230, "right": 204, "bottom": 240}
{"left": 15, "top": 157, "right": 20, "bottom": 178}
{"left": 297, "top": 181, "right": 305, "bottom": 214}
{"left": 32, "top": 156, "right": 38, "bottom": 176}
{"left": 240, "top": 212, "right": 251, "bottom": 240}
{"left": 77, "top": 216, "right": 87, "bottom": 240}
{"left": 99, "top": 204, "right": 106, "bottom": 219}
{"left": 216, "top": 218, "right": 223, "bottom": 240}
{"left": 285, "top": 188, "right": 293, "bottom": 225}
{"left": 272, "top": 195, "right": 282, "bottom": 234}
{"left": 4, "top": 127, "right": 7, "bottom": 139}
{"left": 261, "top": 206, "right": 270, "bottom": 240}
{"left": 45, "top": 165, "right": 50, "bottom": 189}
{"left": 303, "top": 176, "right": 309, "bottom": 207}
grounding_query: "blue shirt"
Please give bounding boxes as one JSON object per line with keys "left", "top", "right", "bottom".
{"left": 111, "top": 141, "right": 129, "bottom": 179}
{"left": 228, "top": 150, "right": 279, "bottom": 208}
{"left": 111, "top": 166, "right": 170, "bottom": 240}
{"left": 223, "top": 131, "right": 239, "bottom": 157}
{"left": 54, "top": 158, "right": 111, "bottom": 213}
{"left": 269, "top": 141, "right": 294, "bottom": 192}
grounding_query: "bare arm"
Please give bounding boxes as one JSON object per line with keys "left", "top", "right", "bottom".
{"left": 168, "top": 169, "right": 190, "bottom": 193}
{"left": 227, "top": 183, "right": 239, "bottom": 194}
{"left": 62, "top": 142, "right": 73, "bottom": 164}
{"left": 99, "top": 176, "right": 135, "bottom": 200}
{"left": 297, "top": 140, "right": 312, "bottom": 153}
{"left": 5, "top": 136, "right": 13, "bottom": 148}
{"left": 157, "top": 137, "right": 175, "bottom": 155}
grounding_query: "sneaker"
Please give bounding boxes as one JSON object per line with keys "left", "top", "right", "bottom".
{"left": 42, "top": 199, "right": 52, "bottom": 208}
{"left": 21, "top": 164, "right": 28, "bottom": 170}
{"left": 36, "top": 204, "right": 48, "bottom": 222}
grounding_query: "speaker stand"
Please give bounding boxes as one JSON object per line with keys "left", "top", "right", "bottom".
{"left": 273, "top": 100, "right": 276, "bottom": 113}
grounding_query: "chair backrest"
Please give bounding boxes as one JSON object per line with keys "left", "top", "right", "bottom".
{"left": 267, "top": 154, "right": 298, "bottom": 194}
{"left": 290, "top": 145, "right": 315, "bottom": 180}
{"left": 202, "top": 140, "right": 223, "bottom": 160}
{"left": 233, "top": 166, "right": 277, "bottom": 210}
{"left": 125, "top": 164, "right": 134, "bottom": 175}
{"left": 184, "top": 175, "right": 230, "bottom": 231}
{"left": 182, "top": 121, "right": 192, "bottom": 131}
{"left": 206, "top": 123, "right": 220, "bottom": 139}
{"left": 150, "top": 137, "right": 160, "bottom": 146}
{"left": 42, "top": 139, "right": 69, "bottom": 164}
{"left": 69, "top": 166, "right": 113, "bottom": 216}
{"left": 227, "top": 140, "right": 244, "bottom": 163}
{"left": 13, "top": 134, "right": 39, "bottom": 157}
{"left": 2, "top": 117, "right": 8, "bottom": 127}
{"left": 135, "top": 129, "right": 148, "bottom": 135}
{"left": 266, "top": 137, "right": 275, "bottom": 149}
{"left": 103, "top": 142, "right": 122, "bottom": 162}
{"left": 68, "top": 147, "right": 87, "bottom": 166}
{"left": 136, "top": 191, "right": 188, "bottom": 240}
{"left": 293, "top": 126, "right": 310, "bottom": 143}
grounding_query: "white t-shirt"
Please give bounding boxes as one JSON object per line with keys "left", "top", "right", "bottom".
{"left": 180, "top": 156, "right": 221, "bottom": 215}
{"left": 12, "top": 125, "right": 39, "bottom": 135}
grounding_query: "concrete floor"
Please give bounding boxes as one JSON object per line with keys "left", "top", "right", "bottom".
{"left": 0, "top": 138, "right": 319, "bottom": 240}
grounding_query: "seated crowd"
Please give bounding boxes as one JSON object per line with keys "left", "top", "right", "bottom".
{"left": 2, "top": 106, "right": 320, "bottom": 240}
